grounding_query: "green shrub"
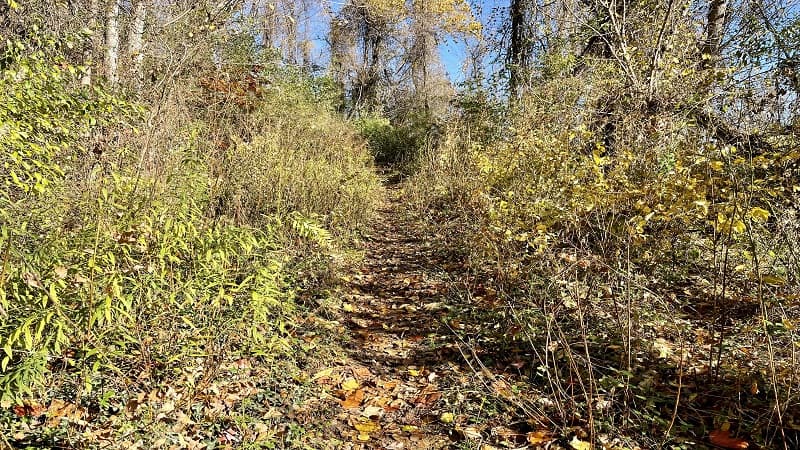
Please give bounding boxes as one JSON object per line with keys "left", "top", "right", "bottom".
{"left": 0, "top": 33, "right": 378, "bottom": 412}
{"left": 0, "top": 41, "right": 297, "bottom": 403}
{"left": 193, "top": 65, "right": 382, "bottom": 235}
{"left": 357, "top": 112, "right": 439, "bottom": 166}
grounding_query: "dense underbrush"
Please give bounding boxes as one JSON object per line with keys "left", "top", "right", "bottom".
{"left": 410, "top": 72, "right": 800, "bottom": 447}
{"left": 0, "top": 34, "right": 380, "bottom": 447}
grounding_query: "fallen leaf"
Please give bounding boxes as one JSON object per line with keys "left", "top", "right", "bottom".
{"left": 459, "top": 426, "right": 482, "bottom": 439}
{"left": 14, "top": 402, "right": 45, "bottom": 417}
{"left": 362, "top": 405, "right": 383, "bottom": 418}
{"left": 342, "top": 389, "right": 365, "bottom": 409}
{"left": 47, "top": 399, "right": 83, "bottom": 426}
{"left": 23, "top": 272, "right": 43, "bottom": 289}
{"left": 492, "top": 379, "right": 513, "bottom": 399}
{"left": 440, "top": 412, "right": 455, "bottom": 423}
{"left": 352, "top": 366, "right": 372, "bottom": 380}
{"left": 528, "top": 430, "right": 555, "bottom": 445}
{"left": 379, "top": 379, "right": 399, "bottom": 390}
{"left": 54, "top": 266, "right": 68, "bottom": 279}
{"left": 312, "top": 367, "right": 334, "bottom": 382}
{"left": 492, "top": 426, "right": 516, "bottom": 439}
{"left": 354, "top": 420, "right": 380, "bottom": 433}
{"left": 709, "top": 429, "right": 749, "bottom": 449}
{"left": 569, "top": 436, "right": 592, "bottom": 450}
{"left": 341, "top": 377, "right": 359, "bottom": 391}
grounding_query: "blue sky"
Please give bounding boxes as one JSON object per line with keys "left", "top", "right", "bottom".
{"left": 308, "top": 0, "right": 506, "bottom": 83}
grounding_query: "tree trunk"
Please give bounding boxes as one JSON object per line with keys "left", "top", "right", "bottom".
{"left": 328, "top": 16, "right": 352, "bottom": 113}
{"left": 263, "top": 2, "right": 276, "bottom": 48}
{"left": 285, "top": 2, "right": 297, "bottom": 64}
{"left": 702, "top": 0, "right": 727, "bottom": 67}
{"left": 104, "top": 0, "right": 121, "bottom": 84}
{"left": 410, "top": 1, "right": 435, "bottom": 113}
{"left": 509, "top": 0, "right": 527, "bottom": 97}
{"left": 81, "top": 0, "right": 100, "bottom": 86}
{"left": 127, "top": 0, "right": 148, "bottom": 88}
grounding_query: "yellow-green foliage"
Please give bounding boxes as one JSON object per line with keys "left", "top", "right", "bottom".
{"left": 0, "top": 46, "right": 289, "bottom": 404}
{"left": 0, "top": 35, "right": 379, "bottom": 410}
{"left": 198, "top": 73, "right": 381, "bottom": 234}
{"left": 419, "top": 72, "right": 795, "bottom": 283}
{"left": 411, "top": 52, "right": 799, "bottom": 445}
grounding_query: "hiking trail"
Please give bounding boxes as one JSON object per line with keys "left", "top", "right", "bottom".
{"left": 305, "top": 180, "right": 534, "bottom": 449}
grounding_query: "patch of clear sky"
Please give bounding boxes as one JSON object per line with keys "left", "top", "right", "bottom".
{"left": 302, "top": 0, "right": 506, "bottom": 84}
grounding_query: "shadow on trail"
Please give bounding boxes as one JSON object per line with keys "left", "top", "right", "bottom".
{"left": 321, "top": 178, "right": 543, "bottom": 450}
{"left": 326, "top": 183, "right": 487, "bottom": 449}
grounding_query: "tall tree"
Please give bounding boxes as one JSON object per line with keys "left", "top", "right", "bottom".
{"left": 701, "top": 0, "right": 728, "bottom": 68}
{"left": 508, "top": 0, "right": 528, "bottom": 97}
{"left": 409, "top": 1, "right": 437, "bottom": 112}
{"left": 104, "top": 0, "right": 121, "bottom": 84}
{"left": 127, "top": 0, "right": 148, "bottom": 88}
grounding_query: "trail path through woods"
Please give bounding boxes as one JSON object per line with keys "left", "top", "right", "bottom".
{"left": 307, "top": 180, "right": 537, "bottom": 449}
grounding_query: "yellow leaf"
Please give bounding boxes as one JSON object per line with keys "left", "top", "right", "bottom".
{"left": 341, "top": 377, "right": 359, "bottom": 391}
{"left": 592, "top": 149, "right": 608, "bottom": 166}
{"left": 710, "top": 160, "right": 724, "bottom": 171}
{"left": 694, "top": 200, "right": 710, "bottom": 216}
{"left": 569, "top": 436, "right": 592, "bottom": 450}
{"left": 440, "top": 412, "right": 455, "bottom": 423}
{"left": 527, "top": 430, "right": 555, "bottom": 445}
{"left": 761, "top": 275, "right": 786, "bottom": 286}
{"left": 748, "top": 207, "right": 770, "bottom": 223}
{"left": 342, "top": 303, "right": 355, "bottom": 312}
{"left": 311, "top": 368, "right": 333, "bottom": 381}
{"left": 354, "top": 420, "right": 380, "bottom": 433}
{"left": 731, "top": 219, "right": 746, "bottom": 234}
{"left": 653, "top": 338, "right": 672, "bottom": 359}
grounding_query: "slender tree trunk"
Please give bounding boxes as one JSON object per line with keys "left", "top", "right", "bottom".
{"left": 328, "top": 17, "right": 351, "bottom": 112}
{"left": 702, "top": 0, "right": 727, "bottom": 68}
{"left": 263, "top": 1, "right": 276, "bottom": 48}
{"left": 410, "top": 1, "right": 435, "bottom": 114}
{"left": 127, "top": 0, "right": 148, "bottom": 88}
{"left": 81, "top": 0, "right": 100, "bottom": 86}
{"left": 509, "top": 0, "right": 527, "bottom": 97}
{"left": 285, "top": 2, "right": 297, "bottom": 64}
{"left": 105, "top": 0, "right": 121, "bottom": 84}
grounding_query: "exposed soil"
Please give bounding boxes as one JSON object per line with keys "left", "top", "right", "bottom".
{"left": 305, "top": 181, "right": 537, "bottom": 449}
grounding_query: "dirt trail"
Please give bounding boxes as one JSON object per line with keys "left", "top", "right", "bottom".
{"left": 300, "top": 179, "right": 540, "bottom": 449}
{"left": 316, "top": 182, "right": 491, "bottom": 449}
